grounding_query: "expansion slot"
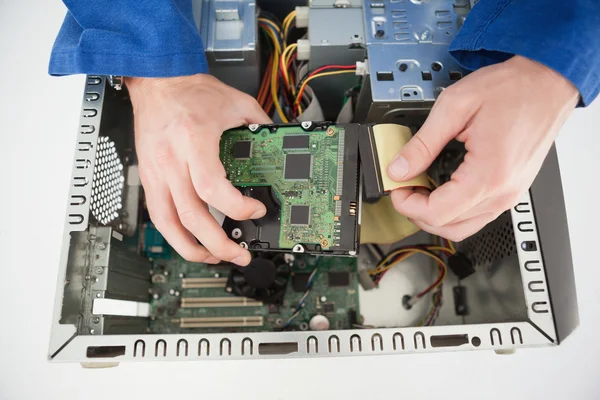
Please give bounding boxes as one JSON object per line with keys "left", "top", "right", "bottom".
{"left": 180, "top": 297, "right": 263, "bottom": 308}
{"left": 181, "top": 277, "right": 228, "bottom": 289}
{"left": 174, "top": 316, "right": 264, "bottom": 328}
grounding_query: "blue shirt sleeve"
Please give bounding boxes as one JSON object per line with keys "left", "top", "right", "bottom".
{"left": 49, "top": 0, "right": 208, "bottom": 77}
{"left": 449, "top": 0, "right": 600, "bottom": 106}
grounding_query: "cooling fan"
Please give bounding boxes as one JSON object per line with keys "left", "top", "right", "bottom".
{"left": 225, "top": 257, "right": 290, "bottom": 305}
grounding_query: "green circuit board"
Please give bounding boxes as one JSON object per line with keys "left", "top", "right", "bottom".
{"left": 148, "top": 254, "right": 359, "bottom": 334}
{"left": 220, "top": 125, "right": 348, "bottom": 250}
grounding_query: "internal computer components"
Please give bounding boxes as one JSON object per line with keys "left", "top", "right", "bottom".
{"left": 148, "top": 253, "right": 359, "bottom": 333}
{"left": 49, "top": 0, "right": 578, "bottom": 362}
{"left": 220, "top": 122, "right": 360, "bottom": 255}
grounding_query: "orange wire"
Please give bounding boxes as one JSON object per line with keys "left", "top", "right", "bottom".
{"left": 257, "top": 55, "right": 273, "bottom": 107}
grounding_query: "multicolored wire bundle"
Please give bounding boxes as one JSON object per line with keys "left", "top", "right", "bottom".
{"left": 367, "top": 238, "right": 456, "bottom": 326}
{"left": 257, "top": 11, "right": 357, "bottom": 122}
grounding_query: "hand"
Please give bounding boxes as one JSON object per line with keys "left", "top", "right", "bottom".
{"left": 387, "top": 55, "right": 579, "bottom": 242}
{"left": 126, "top": 74, "right": 272, "bottom": 265}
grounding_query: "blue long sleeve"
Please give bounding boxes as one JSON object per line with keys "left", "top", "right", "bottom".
{"left": 450, "top": 0, "right": 600, "bottom": 106}
{"left": 49, "top": 0, "right": 208, "bottom": 77}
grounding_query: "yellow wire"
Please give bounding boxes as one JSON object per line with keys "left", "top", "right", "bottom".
{"left": 260, "top": 25, "right": 288, "bottom": 122}
{"left": 261, "top": 24, "right": 281, "bottom": 53}
{"left": 281, "top": 44, "right": 297, "bottom": 93}
{"left": 369, "top": 248, "right": 445, "bottom": 275}
{"left": 448, "top": 240, "right": 456, "bottom": 253}
{"left": 295, "top": 70, "right": 356, "bottom": 109}
{"left": 258, "top": 18, "right": 281, "bottom": 36}
{"left": 370, "top": 248, "right": 447, "bottom": 275}
{"left": 282, "top": 10, "right": 296, "bottom": 45}
{"left": 369, "top": 249, "right": 448, "bottom": 293}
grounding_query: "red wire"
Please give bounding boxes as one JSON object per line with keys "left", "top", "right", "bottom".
{"left": 294, "top": 64, "right": 356, "bottom": 116}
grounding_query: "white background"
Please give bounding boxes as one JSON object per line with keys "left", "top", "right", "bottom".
{"left": 1, "top": 1, "right": 599, "bottom": 399}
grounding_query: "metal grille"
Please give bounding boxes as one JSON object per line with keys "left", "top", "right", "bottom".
{"left": 458, "top": 211, "right": 516, "bottom": 269}
{"left": 90, "top": 136, "right": 124, "bottom": 225}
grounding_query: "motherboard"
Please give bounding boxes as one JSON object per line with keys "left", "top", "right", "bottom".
{"left": 148, "top": 244, "right": 359, "bottom": 334}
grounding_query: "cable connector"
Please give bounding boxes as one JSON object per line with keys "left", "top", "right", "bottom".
{"left": 448, "top": 252, "right": 475, "bottom": 280}
{"left": 355, "top": 60, "right": 368, "bottom": 76}
{"left": 295, "top": 6, "right": 309, "bottom": 28}
{"left": 402, "top": 295, "right": 420, "bottom": 310}
{"left": 297, "top": 39, "right": 310, "bottom": 61}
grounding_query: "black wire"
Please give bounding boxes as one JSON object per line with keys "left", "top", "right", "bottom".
{"left": 259, "top": 11, "right": 283, "bottom": 27}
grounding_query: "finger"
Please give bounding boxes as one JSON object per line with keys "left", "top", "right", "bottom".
{"left": 187, "top": 137, "right": 267, "bottom": 221}
{"left": 167, "top": 164, "right": 252, "bottom": 266}
{"left": 390, "top": 161, "right": 484, "bottom": 227}
{"left": 447, "top": 193, "right": 520, "bottom": 225}
{"left": 409, "top": 212, "right": 497, "bottom": 242}
{"left": 387, "top": 87, "right": 480, "bottom": 182}
{"left": 142, "top": 178, "right": 215, "bottom": 263}
{"left": 237, "top": 94, "right": 272, "bottom": 125}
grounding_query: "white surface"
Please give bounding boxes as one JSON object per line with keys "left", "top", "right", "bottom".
{"left": 92, "top": 299, "right": 150, "bottom": 318}
{"left": 1, "top": 2, "right": 599, "bottom": 399}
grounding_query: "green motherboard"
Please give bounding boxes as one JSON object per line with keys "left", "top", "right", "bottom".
{"left": 148, "top": 252, "right": 359, "bottom": 334}
{"left": 219, "top": 124, "right": 359, "bottom": 254}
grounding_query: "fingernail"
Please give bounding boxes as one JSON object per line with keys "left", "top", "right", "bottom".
{"left": 232, "top": 255, "right": 249, "bottom": 266}
{"left": 250, "top": 208, "right": 266, "bottom": 219}
{"left": 388, "top": 155, "right": 409, "bottom": 180}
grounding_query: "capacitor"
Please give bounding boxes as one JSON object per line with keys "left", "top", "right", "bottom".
{"left": 309, "top": 314, "right": 330, "bottom": 331}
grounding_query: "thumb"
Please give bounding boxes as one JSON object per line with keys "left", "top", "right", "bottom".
{"left": 387, "top": 89, "right": 477, "bottom": 181}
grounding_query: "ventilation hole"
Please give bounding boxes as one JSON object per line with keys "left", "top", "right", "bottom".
{"left": 241, "top": 338, "right": 253, "bottom": 356}
{"left": 220, "top": 338, "right": 231, "bottom": 356}
{"left": 176, "top": 339, "right": 188, "bottom": 357}
{"left": 528, "top": 280, "right": 545, "bottom": 293}
{"left": 350, "top": 334, "right": 362, "bottom": 352}
{"left": 532, "top": 301, "right": 549, "bottom": 314}
{"left": 490, "top": 328, "right": 502, "bottom": 346}
{"left": 306, "top": 336, "right": 319, "bottom": 354}
{"left": 393, "top": 333, "right": 405, "bottom": 350}
{"left": 371, "top": 334, "right": 383, "bottom": 351}
{"left": 83, "top": 108, "right": 98, "bottom": 118}
{"left": 449, "top": 71, "right": 462, "bottom": 80}
{"left": 376, "top": 71, "right": 394, "bottom": 81}
{"left": 510, "top": 327, "right": 523, "bottom": 344}
{"left": 68, "top": 214, "right": 84, "bottom": 225}
{"left": 471, "top": 336, "right": 481, "bottom": 347}
{"left": 421, "top": 71, "right": 432, "bottom": 81}
{"left": 133, "top": 340, "right": 146, "bottom": 357}
{"left": 155, "top": 339, "right": 167, "bottom": 357}
{"left": 198, "top": 339, "right": 210, "bottom": 356}
{"left": 328, "top": 335, "right": 340, "bottom": 353}
{"left": 80, "top": 125, "right": 96, "bottom": 134}
{"left": 414, "top": 331, "right": 426, "bottom": 349}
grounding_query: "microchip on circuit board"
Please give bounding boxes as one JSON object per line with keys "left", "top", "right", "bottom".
{"left": 282, "top": 135, "right": 309, "bottom": 150}
{"left": 233, "top": 140, "right": 252, "bottom": 159}
{"left": 290, "top": 205, "right": 310, "bottom": 226}
{"left": 284, "top": 153, "right": 312, "bottom": 180}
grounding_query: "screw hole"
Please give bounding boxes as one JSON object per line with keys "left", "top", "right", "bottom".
{"left": 432, "top": 62, "right": 442, "bottom": 71}
{"left": 471, "top": 336, "right": 481, "bottom": 347}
